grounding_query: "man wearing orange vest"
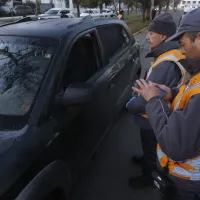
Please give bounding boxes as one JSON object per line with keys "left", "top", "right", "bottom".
{"left": 132, "top": 8, "right": 200, "bottom": 199}
{"left": 117, "top": 10, "right": 124, "bottom": 20}
{"left": 126, "top": 13, "right": 188, "bottom": 188}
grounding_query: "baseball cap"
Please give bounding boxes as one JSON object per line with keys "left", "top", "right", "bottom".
{"left": 167, "top": 8, "right": 200, "bottom": 41}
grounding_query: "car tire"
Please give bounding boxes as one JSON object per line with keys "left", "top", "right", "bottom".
{"left": 15, "top": 160, "right": 71, "bottom": 200}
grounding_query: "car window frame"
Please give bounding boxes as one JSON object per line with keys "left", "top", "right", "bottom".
{"left": 55, "top": 28, "right": 104, "bottom": 94}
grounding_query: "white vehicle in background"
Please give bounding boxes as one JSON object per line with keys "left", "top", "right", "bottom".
{"left": 38, "top": 8, "right": 75, "bottom": 19}
{"left": 80, "top": 9, "right": 101, "bottom": 17}
{"left": 101, "top": 9, "right": 116, "bottom": 17}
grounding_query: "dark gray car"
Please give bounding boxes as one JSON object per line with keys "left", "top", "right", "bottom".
{"left": 0, "top": 17, "right": 141, "bottom": 200}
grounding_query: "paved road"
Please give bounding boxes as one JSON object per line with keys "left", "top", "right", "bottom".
{"left": 70, "top": 10, "right": 182, "bottom": 200}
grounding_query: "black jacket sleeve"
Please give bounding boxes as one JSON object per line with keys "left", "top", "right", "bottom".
{"left": 127, "top": 61, "right": 182, "bottom": 115}
{"left": 145, "top": 94, "right": 200, "bottom": 161}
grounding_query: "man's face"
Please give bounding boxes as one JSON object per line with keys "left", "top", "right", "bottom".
{"left": 146, "top": 31, "right": 167, "bottom": 49}
{"left": 179, "top": 33, "right": 200, "bottom": 59}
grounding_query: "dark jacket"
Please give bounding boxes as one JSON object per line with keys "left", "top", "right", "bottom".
{"left": 126, "top": 41, "right": 182, "bottom": 129}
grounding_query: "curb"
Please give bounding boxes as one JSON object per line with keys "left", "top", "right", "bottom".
{"left": 133, "top": 27, "right": 148, "bottom": 36}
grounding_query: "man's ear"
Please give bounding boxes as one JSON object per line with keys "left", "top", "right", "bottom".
{"left": 161, "top": 35, "right": 167, "bottom": 41}
{"left": 196, "top": 32, "right": 200, "bottom": 40}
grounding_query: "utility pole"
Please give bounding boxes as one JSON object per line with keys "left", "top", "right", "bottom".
{"left": 151, "top": 0, "right": 154, "bottom": 20}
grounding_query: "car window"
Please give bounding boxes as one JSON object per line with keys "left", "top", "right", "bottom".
{"left": 0, "top": 36, "right": 57, "bottom": 116}
{"left": 97, "top": 24, "right": 130, "bottom": 61}
{"left": 61, "top": 10, "right": 70, "bottom": 14}
{"left": 61, "top": 33, "right": 100, "bottom": 89}
{"left": 46, "top": 9, "right": 59, "bottom": 15}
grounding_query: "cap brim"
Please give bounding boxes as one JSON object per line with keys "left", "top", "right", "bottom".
{"left": 166, "top": 30, "right": 185, "bottom": 42}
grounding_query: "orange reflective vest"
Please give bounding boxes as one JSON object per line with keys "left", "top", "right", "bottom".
{"left": 157, "top": 72, "right": 200, "bottom": 180}
{"left": 117, "top": 14, "right": 123, "bottom": 19}
{"left": 142, "top": 49, "right": 188, "bottom": 118}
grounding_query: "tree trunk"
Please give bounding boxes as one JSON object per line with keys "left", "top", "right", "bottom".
{"left": 76, "top": 2, "right": 80, "bottom": 17}
{"left": 113, "top": 0, "right": 117, "bottom": 13}
{"left": 99, "top": 3, "right": 103, "bottom": 13}
{"left": 142, "top": 6, "right": 146, "bottom": 22}
{"left": 159, "top": 4, "right": 162, "bottom": 14}
{"left": 118, "top": 0, "right": 121, "bottom": 11}
{"left": 136, "top": 1, "right": 138, "bottom": 13}
{"left": 165, "top": 3, "right": 169, "bottom": 11}
{"left": 128, "top": 5, "right": 130, "bottom": 15}
{"left": 145, "top": 7, "right": 150, "bottom": 20}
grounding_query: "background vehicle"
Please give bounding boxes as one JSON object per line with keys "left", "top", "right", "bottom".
{"left": 11, "top": 5, "right": 33, "bottom": 16}
{"left": 0, "top": 17, "right": 141, "bottom": 199}
{"left": 80, "top": 9, "right": 100, "bottom": 17}
{"left": 101, "top": 9, "right": 117, "bottom": 17}
{"left": 38, "top": 8, "right": 75, "bottom": 19}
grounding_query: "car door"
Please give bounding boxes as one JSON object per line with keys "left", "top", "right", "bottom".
{"left": 96, "top": 23, "right": 141, "bottom": 112}
{"left": 42, "top": 29, "right": 112, "bottom": 167}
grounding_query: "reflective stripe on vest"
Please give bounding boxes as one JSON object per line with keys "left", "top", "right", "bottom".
{"left": 157, "top": 73, "right": 200, "bottom": 180}
{"left": 146, "top": 50, "right": 188, "bottom": 88}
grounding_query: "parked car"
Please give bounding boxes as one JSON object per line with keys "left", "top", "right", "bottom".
{"left": 0, "top": 17, "right": 141, "bottom": 199}
{"left": 80, "top": 9, "right": 101, "bottom": 17}
{"left": 11, "top": 5, "right": 34, "bottom": 16}
{"left": 101, "top": 9, "right": 116, "bottom": 17}
{"left": 38, "top": 8, "right": 75, "bottom": 19}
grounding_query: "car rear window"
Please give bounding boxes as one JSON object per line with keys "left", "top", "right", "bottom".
{"left": 0, "top": 36, "right": 57, "bottom": 117}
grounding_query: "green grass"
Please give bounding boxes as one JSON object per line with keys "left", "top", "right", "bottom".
{"left": 125, "top": 14, "right": 149, "bottom": 34}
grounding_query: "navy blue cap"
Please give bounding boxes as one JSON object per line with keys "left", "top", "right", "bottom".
{"left": 168, "top": 8, "right": 200, "bottom": 41}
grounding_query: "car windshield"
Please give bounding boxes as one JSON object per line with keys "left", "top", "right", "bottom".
{"left": 45, "top": 9, "right": 59, "bottom": 15}
{"left": 0, "top": 36, "right": 56, "bottom": 126}
{"left": 83, "top": 10, "right": 93, "bottom": 14}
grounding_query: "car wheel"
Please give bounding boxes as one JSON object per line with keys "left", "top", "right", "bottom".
{"left": 15, "top": 160, "right": 71, "bottom": 200}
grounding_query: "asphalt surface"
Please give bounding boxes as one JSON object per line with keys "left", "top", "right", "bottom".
{"left": 70, "top": 10, "right": 183, "bottom": 200}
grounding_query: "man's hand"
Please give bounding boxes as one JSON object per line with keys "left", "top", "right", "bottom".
{"left": 132, "top": 79, "right": 160, "bottom": 102}
{"left": 156, "top": 84, "right": 172, "bottom": 102}
{"left": 132, "top": 79, "right": 172, "bottom": 102}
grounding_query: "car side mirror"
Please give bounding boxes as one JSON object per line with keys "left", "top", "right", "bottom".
{"left": 56, "top": 83, "right": 94, "bottom": 107}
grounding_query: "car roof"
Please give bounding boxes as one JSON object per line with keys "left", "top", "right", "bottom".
{"left": 0, "top": 17, "right": 125, "bottom": 40}
{"left": 0, "top": 18, "right": 82, "bottom": 39}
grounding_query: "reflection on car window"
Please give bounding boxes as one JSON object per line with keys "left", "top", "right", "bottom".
{"left": 97, "top": 25, "right": 130, "bottom": 61}
{"left": 0, "top": 36, "right": 56, "bottom": 116}
{"left": 46, "top": 9, "right": 59, "bottom": 15}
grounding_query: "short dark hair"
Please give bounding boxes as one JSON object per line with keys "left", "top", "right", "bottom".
{"left": 186, "top": 32, "right": 199, "bottom": 41}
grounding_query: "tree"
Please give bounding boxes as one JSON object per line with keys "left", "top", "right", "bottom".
{"left": 174, "top": 0, "right": 181, "bottom": 8}
{"left": 0, "top": 0, "right": 8, "bottom": 4}
{"left": 138, "top": 0, "right": 151, "bottom": 21}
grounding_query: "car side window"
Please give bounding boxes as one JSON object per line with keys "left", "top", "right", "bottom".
{"left": 61, "top": 32, "right": 101, "bottom": 90}
{"left": 97, "top": 24, "right": 130, "bottom": 62}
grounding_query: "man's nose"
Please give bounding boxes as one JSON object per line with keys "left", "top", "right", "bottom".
{"left": 180, "top": 48, "right": 186, "bottom": 55}
{"left": 146, "top": 34, "right": 149, "bottom": 40}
